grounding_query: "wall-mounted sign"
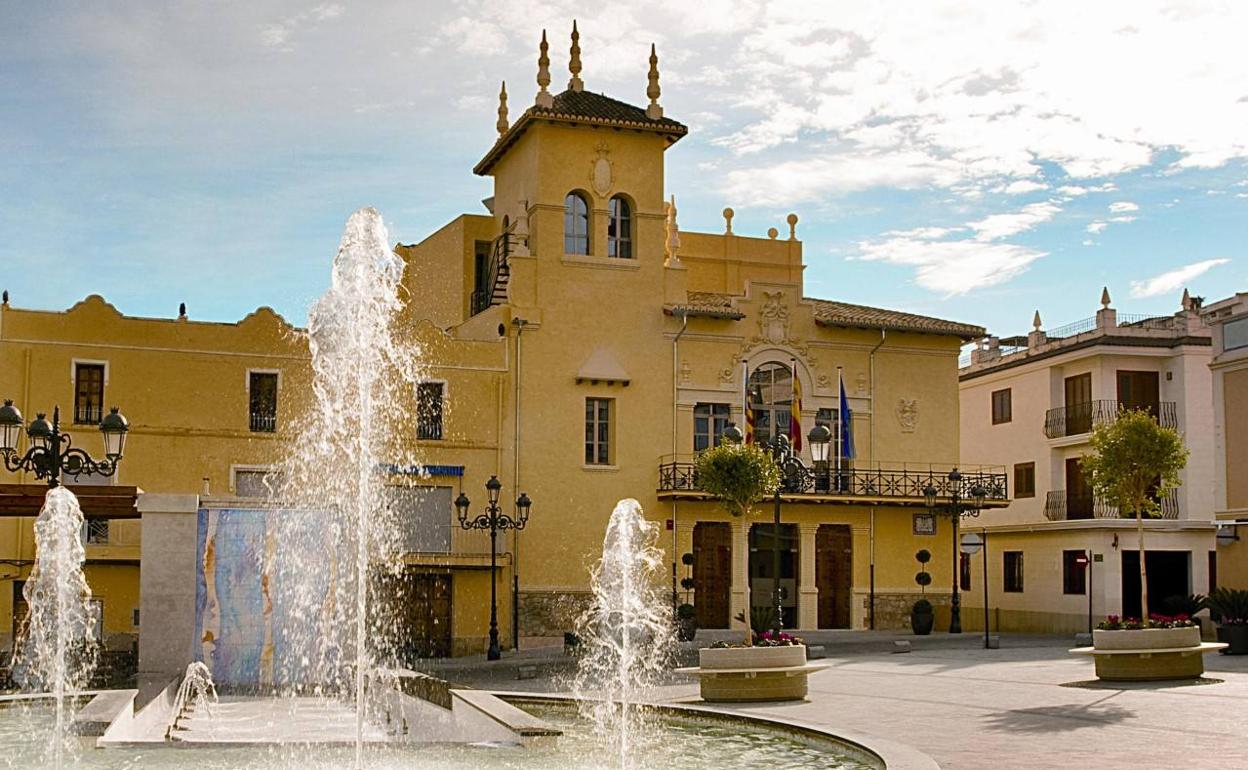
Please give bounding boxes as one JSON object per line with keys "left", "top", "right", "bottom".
{"left": 913, "top": 513, "right": 936, "bottom": 536}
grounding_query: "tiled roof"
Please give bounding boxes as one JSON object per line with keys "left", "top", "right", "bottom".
{"left": 665, "top": 291, "right": 744, "bottom": 320}
{"left": 808, "top": 298, "right": 985, "bottom": 340}
{"left": 475, "top": 90, "right": 687, "bottom": 175}
{"left": 532, "top": 90, "right": 687, "bottom": 132}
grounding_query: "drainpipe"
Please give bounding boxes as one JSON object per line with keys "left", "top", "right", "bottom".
{"left": 671, "top": 311, "right": 690, "bottom": 613}
{"left": 511, "top": 317, "right": 528, "bottom": 651}
{"left": 867, "top": 331, "right": 885, "bottom": 630}
{"left": 868, "top": 329, "right": 887, "bottom": 470}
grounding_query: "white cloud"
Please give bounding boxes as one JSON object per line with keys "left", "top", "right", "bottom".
{"left": 1108, "top": 215, "right": 1136, "bottom": 224}
{"left": 857, "top": 236, "right": 1045, "bottom": 295}
{"left": 1082, "top": 239, "right": 1095, "bottom": 246}
{"left": 997, "top": 179, "right": 1048, "bottom": 195}
{"left": 1087, "top": 221, "right": 1108, "bottom": 233}
{"left": 968, "top": 201, "right": 1061, "bottom": 241}
{"left": 722, "top": 149, "right": 963, "bottom": 206}
{"left": 1109, "top": 201, "right": 1139, "bottom": 213}
{"left": 1129, "top": 258, "right": 1231, "bottom": 298}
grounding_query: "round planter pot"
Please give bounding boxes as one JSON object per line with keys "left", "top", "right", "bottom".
{"left": 911, "top": 610, "right": 934, "bottom": 636}
{"left": 1092, "top": 626, "right": 1200, "bottom": 651}
{"left": 699, "top": 644, "right": 806, "bottom": 670}
{"left": 1216, "top": 624, "right": 1248, "bottom": 655}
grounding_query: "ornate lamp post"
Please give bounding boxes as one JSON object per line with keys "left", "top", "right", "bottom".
{"left": 456, "top": 475, "right": 531, "bottom": 661}
{"left": 0, "top": 401, "right": 129, "bottom": 487}
{"left": 923, "top": 469, "right": 986, "bottom": 634}
{"left": 722, "top": 424, "right": 830, "bottom": 635}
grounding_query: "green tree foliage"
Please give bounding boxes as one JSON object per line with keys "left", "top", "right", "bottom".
{"left": 693, "top": 442, "right": 781, "bottom": 518}
{"left": 1081, "top": 409, "right": 1188, "bottom": 621}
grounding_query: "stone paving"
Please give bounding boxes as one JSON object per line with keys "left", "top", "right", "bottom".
{"left": 433, "top": 633, "right": 1248, "bottom": 770}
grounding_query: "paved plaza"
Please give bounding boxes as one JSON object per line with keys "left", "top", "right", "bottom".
{"left": 434, "top": 634, "right": 1248, "bottom": 770}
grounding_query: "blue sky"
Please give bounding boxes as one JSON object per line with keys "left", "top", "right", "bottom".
{"left": 2, "top": 1, "right": 1245, "bottom": 338}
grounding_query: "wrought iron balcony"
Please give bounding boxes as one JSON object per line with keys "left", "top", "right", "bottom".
{"left": 658, "top": 456, "right": 1009, "bottom": 503}
{"left": 1043, "top": 400, "right": 1177, "bottom": 439}
{"left": 1043, "top": 489, "right": 1179, "bottom": 521}
{"left": 249, "top": 411, "right": 277, "bottom": 433}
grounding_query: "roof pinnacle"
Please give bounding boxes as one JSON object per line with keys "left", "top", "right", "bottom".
{"left": 1101, "top": 286, "right": 1112, "bottom": 309}
{"left": 496, "top": 81, "right": 509, "bottom": 135}
{"left": 1032, "top": 310, "right": 1043, "bottom": 331}
{"left": 569, "top": 20, "right": 584, "bottom": 92}
{"left": 645, "top": 43, "right": 662, "bottom": 120}
{"left": 536, "top": 30, "right": 553, "bottom": 108}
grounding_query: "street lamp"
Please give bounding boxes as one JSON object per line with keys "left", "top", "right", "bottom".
{"left": 923, "top": 468, "right": 986, "bottom": 634}
{"left": 723, "top": 425, "right": 830, "bottom": 635}
{"left": 456, "top": 475, "right": 531, "bottom": 661}
{"left": 0, "top": 401, "right": 129, "bottom": 487}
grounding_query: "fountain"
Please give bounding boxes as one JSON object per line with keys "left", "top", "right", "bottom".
{"left": 1, "top": 209, "right": 897, "bottom": 769}
{"left": 571, "top": 499, "right": 675, "bottom": 770}
{"left": 11, "top": 485, "right": 99, "bottom": 770}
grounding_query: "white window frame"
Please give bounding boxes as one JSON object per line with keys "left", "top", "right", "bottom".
{"left": 246, "top": 369, "right": 281, "bottom": 433}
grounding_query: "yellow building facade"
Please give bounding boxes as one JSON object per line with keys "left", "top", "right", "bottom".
{"left": 0, "top": 26, "right": 1005, "bottom": 662}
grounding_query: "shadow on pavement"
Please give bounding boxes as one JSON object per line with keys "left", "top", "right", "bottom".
{"left": 979, "top": 692, "right": 1134, "bottom": 733}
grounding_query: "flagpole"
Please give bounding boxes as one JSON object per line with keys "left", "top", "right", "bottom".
{"left": 836, "top": 366, "right": 843, "bottom": 489}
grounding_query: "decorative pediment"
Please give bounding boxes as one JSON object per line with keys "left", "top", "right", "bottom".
{"left": 576, "top": 347, "right": 630, "bottom": 386}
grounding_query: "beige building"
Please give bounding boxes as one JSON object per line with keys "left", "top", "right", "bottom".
{"left": 1202, "top": 293, "right": 1248, "bottom": 588}
{"left": 958, "top": 289, "right": 1218, "bottom": 632}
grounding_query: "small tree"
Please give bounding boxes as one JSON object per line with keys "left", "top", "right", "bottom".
{"left": 1080, "top": 410, "right": 1188, "bottom": 622}
{"left": 694, "top": 442, "right": 781, "bottom": 519}
{"left": 694, "top": 442, "right": 781, "bottom": 643}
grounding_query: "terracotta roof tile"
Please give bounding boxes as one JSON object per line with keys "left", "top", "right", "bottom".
{"left": 808, "top": 298, "right": 984, "bottom": 340}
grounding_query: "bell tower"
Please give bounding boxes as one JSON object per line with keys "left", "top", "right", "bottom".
{"left": 473, "top": 23, "right": 687, "bottom": 266}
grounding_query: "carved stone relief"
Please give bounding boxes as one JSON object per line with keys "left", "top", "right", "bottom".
{"left": 896, "top": 399, "right": 919, "bottom": 433}
{"left": 590, "top": 141, "right": 613, "bottom": 198}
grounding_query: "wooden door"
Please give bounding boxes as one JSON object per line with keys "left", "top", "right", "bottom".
{"left": 1066, "top": 458, "right": 1092, "bottom": 519}
{"left": 1064, "top": 373, "right": 1093, "bottom": 434}
{"left": 816, "top": 525, "right": 853, "bottom": 629}
{"left": 693, "top": 522, "right": 731, "bottom": 629}
{"left": 375, "top": 571, "right": 452, "bottom": 661}
{"left": 1117, "top": 370, "right": 1160, "bottom": 416}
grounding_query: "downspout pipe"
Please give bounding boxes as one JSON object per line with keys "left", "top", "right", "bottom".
{"left": 511, "top": 317, "right": 528, "bottom": 651}
{"left": 867, "top": 330, "right": 886, "bottom": 629}
{"left": 672, "top": 311, "right": 690, "bottom": 613}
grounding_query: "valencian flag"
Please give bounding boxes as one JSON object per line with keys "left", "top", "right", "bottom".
{"left": 742, "top": 360, "right": 755, "bottom": 444}
{"left": 789, "top": 359, "right": 802, "bottom": 451}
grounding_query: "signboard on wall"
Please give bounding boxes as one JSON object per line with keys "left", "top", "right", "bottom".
{"left": 913, "top": 513, "right": 936, "bottom": 536}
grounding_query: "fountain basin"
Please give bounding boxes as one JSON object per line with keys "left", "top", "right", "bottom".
{"left": 0, "top": 692, "right": 918, "bottom": 769}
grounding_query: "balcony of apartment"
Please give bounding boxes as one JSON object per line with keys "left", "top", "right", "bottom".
{"left": 1043, "top": 399, "right": 1177, "bottom": 439}
{"left": 1043, "top": 489, "right": 1179, "bottom": 521}
{"left": 657, "top": 456, "right": 1010, "bottom": 507}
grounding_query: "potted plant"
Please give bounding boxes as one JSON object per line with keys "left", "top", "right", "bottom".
{"left": 693, "top": 438, "right": 781, "bottom": 646}
{"left": 1207, "top": 587, "right": 1248, "bottom": 655}
{"left": 676, "top": 603, "right": 698, "bottom": 642}
{"left": 911, "top": 549, "right": 934, "bottom": 635}
{"left": 911, "top": 598, "right": 934, "bottom": 636}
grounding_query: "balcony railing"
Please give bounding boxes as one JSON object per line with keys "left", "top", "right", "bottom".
{"left": 1043, "top": 400, "right": 1177, "bottom": 439}
{"left": 658, "top": 457, "right": 1009, "bottom": 502}
{"left": 249, "top": 411, "right": 277, "bottom": 433}
{"left": 1043, "top": 489, "right": 1179, "bottom": 521}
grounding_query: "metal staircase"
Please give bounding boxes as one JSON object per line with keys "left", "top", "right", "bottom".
{"left": 471, "top": 221, "right": 515, "bottom": 316}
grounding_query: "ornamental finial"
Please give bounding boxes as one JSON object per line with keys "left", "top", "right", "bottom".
{"left": 645, "top": 43, "right": 662, "bottom": 120}
{"left": 496, "top": 81, "right": 509, "bottom": 135}
{"left": 536, "top": 29, "right": 553, "bottom": 108}
{"left": 568, "top": 20, "right": 584, "bottom": 92}
{"left": 1032, "top": 310, "right": 1042, "bottom": 331}
{"left": 1101, "top": 286, "right": 1111, "bottom": 309}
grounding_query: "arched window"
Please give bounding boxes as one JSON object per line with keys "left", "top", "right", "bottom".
{"left": 748, "top": 363, "right": 792, "bottom": 444}
{"left": 564, "top": 193, "right": 590, "bottom": 255}
{"left": 607, "top": 196, "right": 632, "bottom": 258}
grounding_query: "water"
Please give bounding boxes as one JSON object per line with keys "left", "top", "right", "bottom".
{"left": 11, "top": 486, "right": 99, "bottom": 770}
{"left": 571, "top": 500, "right": 675, "bottom": 770}
{"left": 167, "top": 662, "right": 217, "bottom": 737}
{"left": 0, "top": 702, "right": 878, "bottom": 769}
{"left": 272, "top": 207, "right": 424, "bottom": 768}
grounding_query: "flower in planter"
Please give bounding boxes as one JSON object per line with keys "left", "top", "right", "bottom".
{"left": 755, "top": 630, "right": 804, "bottom": 647}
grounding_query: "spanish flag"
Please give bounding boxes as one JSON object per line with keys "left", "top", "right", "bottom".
{"left": 743, "top": 360, "right": 755, "bottom": 444}
{"left": 789, "top": 359, "right": 802, "bottom": 451}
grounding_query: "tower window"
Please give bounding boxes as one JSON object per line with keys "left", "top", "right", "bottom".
{"left": 564, "top": 192, "right": 590, "bottom": 255}
{"left": 608, "top": 196, "right": 632, "bottom": 258}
